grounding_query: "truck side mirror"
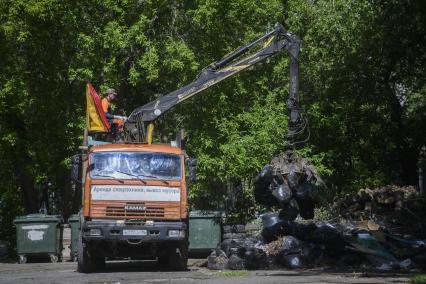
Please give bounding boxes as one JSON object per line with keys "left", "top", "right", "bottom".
{"left": 186, "top": 158, "right": 198, "bottom": 182}
{"left": 71, "top": 154, "right": 81, "bottom": 182}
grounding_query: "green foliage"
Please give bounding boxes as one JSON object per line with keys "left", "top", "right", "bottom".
{"left": 411, "top": 274, "right": 426, "bottom": 284}
{"left": 0, "top": 0, "right": 425, "bottom": 241}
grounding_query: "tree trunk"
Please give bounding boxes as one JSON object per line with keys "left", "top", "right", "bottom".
{"left": 14, "top": 159, "right": 38, "bottom": 214}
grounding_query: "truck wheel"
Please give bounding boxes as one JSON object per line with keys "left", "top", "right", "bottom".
{"left": 77, "top": 232, "right": 93, "bottom": 273}
{"left": 157, "top": 254, "right": 168, "bottom": 268}
{"left": 167, "top": 244, "right": 188, "bottom": 271}
{"left": 93, "top": 256, "right": 106, "bottom": 270}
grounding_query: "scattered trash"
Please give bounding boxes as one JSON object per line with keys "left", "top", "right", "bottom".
{"left": 308, "top": 223, "right": 346, "bottom": 255}
{"left": 263, "top": 237, "right": 287, "bottom": 256}
{"left": 220, "top": 238, "right": 245, "bottom": 258}
{"left": 244, "top": 247, "right": 268, "bottom": 270}
{"left": 334, "top": 185, "right": 426, "bottom": 237}
{"left": 228, "top": 254, "right": 245, "bottom": 270}
{"left": 207, "top": 184, "right": 426, "bottom": 271}
{"left": 207, "top": 249, "right": 229, "bottom": 270}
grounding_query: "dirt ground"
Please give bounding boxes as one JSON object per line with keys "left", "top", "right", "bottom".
{"left": 0, "top": 259, "right": 412, "bottom": 284}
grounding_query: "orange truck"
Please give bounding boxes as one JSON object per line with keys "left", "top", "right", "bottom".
{"left": 74, "top": 23, "right": 303, "bottom": 273}
{"left": 75, "top": 142, "right": 194, "bottom": 272}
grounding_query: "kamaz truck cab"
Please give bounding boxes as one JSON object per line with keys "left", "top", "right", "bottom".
{"left": 77, "top": 142, "right": 192, "bottom": 272}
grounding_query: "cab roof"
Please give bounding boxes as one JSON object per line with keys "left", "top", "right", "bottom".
{"left": 90, "top": 143, "right": 183, "bottom": 155}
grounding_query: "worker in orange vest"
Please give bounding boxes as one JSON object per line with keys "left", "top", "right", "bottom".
{"left": 102, "top": 88, "right": 117, "bottom": 120}
{"left": 102, "top": 88, "right": 126, "bottom": 138}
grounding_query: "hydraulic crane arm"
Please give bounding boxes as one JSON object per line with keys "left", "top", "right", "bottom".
{"left": 124, "top": 23, "right": 302, "bottom": 143}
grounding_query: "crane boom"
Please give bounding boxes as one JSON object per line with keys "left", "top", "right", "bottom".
{"left": 124, "top": 23, "right": 304, "bottom": 144}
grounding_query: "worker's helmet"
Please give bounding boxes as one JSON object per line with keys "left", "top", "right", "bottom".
{"left": 106, "top": 88, "right": 117, "bottom": 96}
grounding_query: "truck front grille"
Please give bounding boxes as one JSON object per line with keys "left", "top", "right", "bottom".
{"left": 106, "top": 204, "right": 165, "bottom": 218}
{"left": 90, "top": 201, "right": 182, "bottom": 219}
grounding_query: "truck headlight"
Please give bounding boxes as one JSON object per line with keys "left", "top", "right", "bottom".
{"left": 168, "top": 230, "right": 185, "bottom": 237}
{"left": 89, "top": 228, "right": 102, "bottom": 236}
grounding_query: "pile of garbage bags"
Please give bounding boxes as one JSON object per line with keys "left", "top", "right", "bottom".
{"left": 253, "top": 150, "right": 321, "bottom": 221}
{"left": 209, "top": 154, "right": 426, "bottom": 271}
{"left": 208, "top": 213, "right": 426, "bottom": 271}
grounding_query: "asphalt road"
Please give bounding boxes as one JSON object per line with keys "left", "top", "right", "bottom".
{"left": 0, "top": 260, "right": 411, "bottom": 284}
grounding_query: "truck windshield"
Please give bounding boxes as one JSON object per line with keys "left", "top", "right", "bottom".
{"left": 90, "top": 152, "right": 182, "bottom": 180}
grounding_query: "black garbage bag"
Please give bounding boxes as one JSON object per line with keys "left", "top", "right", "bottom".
{"left": 262, "top": 212, "right": 281, "bottom": 228}
{"left": 297, "top": 198, "right": 315, "bottom": 219}
{"left": 275, "top": 244, "right": 312, "bottom": 269}
{"left": 281, "top": 221, "right": 317, "bottom": 240}
{"left": 308, "top": 224, "right": 346, "bottom": 255}
{"left": 272, "top": 182, "right": 293, "bottom": 205}
{"left": 254, "top": 186, "right": 278, "bottom": 207}
{"left": 207, "top": 249, "right": 229, "bottom": 270}
{"left": 278, "top": 199, "right": 300, "bottom": 221}
{"left": 262, "top": 223, "right": 285, "bottom": 243}
{"left": 282, "top": 236, "right": 302, "bottom": 252}
{"left": 254, "top": 165, "right": 273, "bottom": 188}
{"left": 228, "top": 254, "right": 245, "bottom": 270}
{"left": 254, "top": 165, "right": 276, "bottom": 206}
{"left": 244, "top": 236, "right": 261, "bottom": 249}
{"left": 412, "top": 251, "right": 426, "bottom": 267}
{"left": 293, "top": 182, "right": 315, "bottom": 219}
{"left": 277, "top": 254, "right": 304, "bottom": 268}
{"left": 287, "top": 165, "right": 302, "bottom": 190}
{"left": 294, "top": 182, "right": 313, "bottom": 199}
{"left": 244, "top": 247, "right": 268, "bottom": 270}
{"left": 261, "top": 213, "right": 286, "bottom": 242}
{"left": 260, "top": 164, "right": 273, "bottom": 181}
{"left": 220, "top": 238, "right": 245, "bottom": 258}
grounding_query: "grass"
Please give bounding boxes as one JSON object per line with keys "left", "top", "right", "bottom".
{"left": 216, "top": 270, "right": 249, "bottom": 278}
{"left": 411, "top": 274, "right": 426, "bottom": 284}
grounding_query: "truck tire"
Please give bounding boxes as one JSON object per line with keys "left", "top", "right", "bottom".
{"left": 167, "top": 243, "right": 188, "bottom": 271}
{"left": 92, "top": 255, "right": 105, "bottom": 270}
{"left": 77, "top": 232, "right": 93, "bottom": 273}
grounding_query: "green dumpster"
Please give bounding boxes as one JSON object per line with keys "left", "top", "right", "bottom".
{"left": 189, "top": 211, "right": 222, "bottom": 252}
{"left": 14, "top": 214, "right": 62, "bottom": 264}
{"left": 68, "top": 214, "right": 79, "bottom": 261}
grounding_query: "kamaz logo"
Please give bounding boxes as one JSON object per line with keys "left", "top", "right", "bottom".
{"left": 125, "top": 205, "right": 146, "bottom": 211}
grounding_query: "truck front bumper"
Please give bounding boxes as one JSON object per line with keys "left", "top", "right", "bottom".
{"left": 82, "top": 219, "right": 187, "bottom": 242}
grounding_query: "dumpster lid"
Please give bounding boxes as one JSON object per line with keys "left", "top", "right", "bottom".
{"left": 13, "top": 214, "right": 62, "bottom": 224}
{"left": 189, "top": 210, "right": 223, "bottom": 218}
{"left": 68, "top": 214, "right": 80, "bottom": 222}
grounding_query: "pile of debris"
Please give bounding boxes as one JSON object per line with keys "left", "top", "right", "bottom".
{"left": 208, "top": 185, "right": 426, "bottom": 271}
{"left": 208, "top": 214, "right": 426, "bottom": 271}
{"left": 334, "top": 185, "right": 426, "bottom": 238}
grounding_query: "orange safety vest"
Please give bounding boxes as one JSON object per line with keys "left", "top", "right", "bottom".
{"left": 101, "top": 98, "right": 111, "bottom": 114}
{"left": 102, "top": 97, "right": 125, "bottom": 129}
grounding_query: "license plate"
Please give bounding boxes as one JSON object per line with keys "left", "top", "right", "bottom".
{"left": 123, "top": 229, "right": 147, "bottom": 236}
